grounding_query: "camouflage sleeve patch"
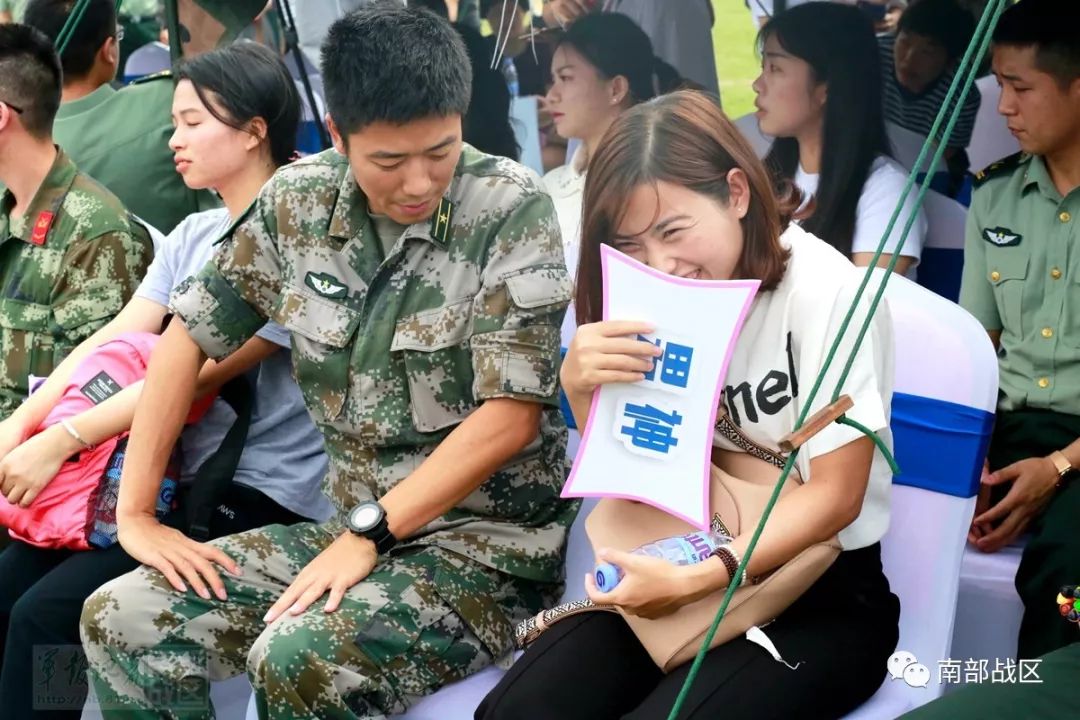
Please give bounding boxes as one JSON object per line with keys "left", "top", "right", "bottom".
{"left": 170, "top": 183, "right": 286, "bottom": 360}
{"left": 470, "top": 192, "right": 571, "bottom": 404}
{"left": 170, "top": 265, "right": 267, "bottom": 361}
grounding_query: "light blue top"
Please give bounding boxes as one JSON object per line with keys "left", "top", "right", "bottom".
{"left": 136, "top": 208, "right": 332, "bottom": 521}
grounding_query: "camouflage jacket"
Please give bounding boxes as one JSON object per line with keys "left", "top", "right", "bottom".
{"left": 171, "top": 146, "right": 576, "bottom": 583}
{"left": 0, "top": 149, "right": 154, "bottom": 420}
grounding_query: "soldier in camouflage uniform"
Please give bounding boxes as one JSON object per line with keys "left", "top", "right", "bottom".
{"left": 81, "top": 4, "right": 574, "bottom": 718}
{"left": 0, "top": 24, "right": 153, "bottom": 423}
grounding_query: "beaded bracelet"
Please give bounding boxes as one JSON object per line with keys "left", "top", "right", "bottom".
{"left": 1057, "top": 585, "right": 1080, "bottom": 624}
{"left": 712, "top": 546, "right": 744, "bottom": 588}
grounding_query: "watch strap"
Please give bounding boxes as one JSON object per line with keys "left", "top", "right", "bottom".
{"left": 368, "top": 522, "right": 397, "bottom": 554}
{"left": 1049, "top": 450, "right": 1073, "bottom": 478}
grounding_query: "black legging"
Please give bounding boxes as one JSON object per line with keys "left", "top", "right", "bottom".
{"left": 477, "top": 544, "right": 900, "bottom": 720}
{"left": 0, "top": 487, "right": 311, "bottom": 720}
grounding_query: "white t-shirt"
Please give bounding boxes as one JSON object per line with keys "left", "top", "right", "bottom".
{"left": 542, "top": 149, "right": 588, "bottom": 349}
{"left": 795, "top": 155, "right": 927, "bottom": 277}
{"left": 712, "top": 224, "right": 894, "bottom": 549}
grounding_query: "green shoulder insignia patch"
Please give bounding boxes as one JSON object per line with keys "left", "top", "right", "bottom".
{"left": 983, "top": 227, "right": 1022, "bottom": 247}
{"left": 305, "top": 271, "right": 349, "bottom": 300}
{"left": 973, "top": 151, "right": 1027, "bottom": 188}
{"left": 429, "top": 196, "right": 453, "bottom": 246}
{"left": 129, "top": 69, "right": 173, "bottom": 86}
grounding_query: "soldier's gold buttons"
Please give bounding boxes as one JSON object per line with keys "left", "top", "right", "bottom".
{"left": 1061, "top": 212, "right": 1072, "bottom": 224}
{"left": 991, "top": 271, "right": 1001, "bottom": 282}
{"left": 1042, "top": 327, "right": 1054, "bottom": 338}
{"left": 1038, "top": 377, "right": 1050, "bottom": 389}
{"left": 1051, "top": 267, "right": 1063, "bottom": 280}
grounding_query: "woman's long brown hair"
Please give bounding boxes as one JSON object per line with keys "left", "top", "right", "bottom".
{"left": 575, "top": 90, "right": 796, "bottom": 326}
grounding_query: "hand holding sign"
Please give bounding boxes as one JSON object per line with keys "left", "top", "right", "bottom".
{"left": 562, "top": 245, "right": 759, "bottom": 528}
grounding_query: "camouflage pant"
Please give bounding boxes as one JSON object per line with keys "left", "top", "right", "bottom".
{"left": 80, "top": 521, "right": 552, "bottom": 719}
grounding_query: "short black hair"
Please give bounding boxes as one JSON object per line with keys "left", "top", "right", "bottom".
{"left": 320, "top": 1, "right": 471, "bottom": 137}
{"left": 24, "top": 0, "right": 116, "bottom": 81}
{"left": 177, "top": 42, "right": 301, "bottom": 167}
{"left": 0, "top": 23, "right": 62, "bottom": 138}
{"left": 993, "top": 0, "right": 1080, "bottom": 86}
{"left": 898, "top": 0, "right": 976, "bottom": 62}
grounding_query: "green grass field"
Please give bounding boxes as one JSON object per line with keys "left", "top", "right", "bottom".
{"left": 712, "top": 0, "right": 762, "bottom": 118}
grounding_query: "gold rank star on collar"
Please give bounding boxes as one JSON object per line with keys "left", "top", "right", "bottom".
{"left": 429, "top": 196, "right": 453, "bottom": 246}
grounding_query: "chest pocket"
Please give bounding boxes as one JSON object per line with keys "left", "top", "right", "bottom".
{"left": 277, "top": 286, "right": 361, "bottom": 424}
{"left": 0, "top": 297, "right": 57, "bottom": 385}
{"left": 390, "top": 298, "right": 476, "bottom": 433}
{"left": 988, "top": 250, "right": 1029, "bottom": 340}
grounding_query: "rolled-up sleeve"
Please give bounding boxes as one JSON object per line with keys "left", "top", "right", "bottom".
{"left": 470, "top": 191, "right": 571, "bottom": 405}
{"left": 169, "top": 183, "right": 285, "bottom": 360}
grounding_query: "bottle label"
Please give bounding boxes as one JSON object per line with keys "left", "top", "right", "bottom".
{"left": 664, "top": 533, "right": 716, "bottom": 564}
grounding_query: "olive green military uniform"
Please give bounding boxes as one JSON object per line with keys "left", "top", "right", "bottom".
{"left": 0, "top": 148, "right": 154, "bottom": 421}
{"left": 53, "top": 71, "right": 219, "bottom": 235}
{"left": 81, "top": 145, "right": 576, "bottom": 719}
{"left": 960, "top": 151, "right": 1080, "bottom": 659}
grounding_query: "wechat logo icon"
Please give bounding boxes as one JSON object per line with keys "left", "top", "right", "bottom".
{"left": 888, "top": 650, "right": 930, "bottom": 688}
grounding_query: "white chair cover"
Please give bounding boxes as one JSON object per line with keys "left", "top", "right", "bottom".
{"left": 846, "top": 271, "right": 998, "bottom": 717}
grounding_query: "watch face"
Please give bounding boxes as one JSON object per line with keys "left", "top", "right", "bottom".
{"left": 350, "top": 504, "right": 382, "bottom": 532}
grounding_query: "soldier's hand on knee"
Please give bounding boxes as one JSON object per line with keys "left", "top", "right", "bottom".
{"left": 118, "top": 513, "right": 241, "bottom": 601}
{"left": 263, "top": 532, "right": 377, "bottom": 623}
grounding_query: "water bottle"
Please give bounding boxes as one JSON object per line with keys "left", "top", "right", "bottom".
{"left": 594, "top": 530, "right": 733, "bottom": 592}
{"left": 502, "top": 58, "right": 520, "bottom": 97}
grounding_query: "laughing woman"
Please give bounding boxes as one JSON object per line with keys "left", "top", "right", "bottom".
{"left": 477, "top": 90, "right": 900, "bottom": 720}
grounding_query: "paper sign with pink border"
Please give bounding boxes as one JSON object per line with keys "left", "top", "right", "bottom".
{"left": 562, "top": 245, "right": 760, "bottom": 528}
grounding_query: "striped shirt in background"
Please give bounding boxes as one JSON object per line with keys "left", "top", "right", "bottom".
{"left": 878, "top": 33, "right": 981, "bottom": 150}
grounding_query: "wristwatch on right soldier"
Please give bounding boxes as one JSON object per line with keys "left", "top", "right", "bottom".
{"left": 346, "top": 501, "right": 398, "bottom": 554}
{"left": 1049, "top": 450, "right": 1073, "bottom": 486}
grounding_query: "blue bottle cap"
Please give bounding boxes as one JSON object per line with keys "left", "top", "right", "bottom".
{"left": 595, "top": 562, "right": 621, "bottom": 592}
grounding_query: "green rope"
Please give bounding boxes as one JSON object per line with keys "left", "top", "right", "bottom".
{"left": 54, "top": 0, "right": 92, "bottom": 56}
{"left": 665, "top": 1, "right": 1007, "bottom": 717}
{"left": 829, "top": 0, "right": 1009, "bottom": 402}
{"left": 837, "top": 416, "right": 901, "bottom": 475}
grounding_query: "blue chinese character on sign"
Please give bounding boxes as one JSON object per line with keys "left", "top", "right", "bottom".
{"left": 638, "top": 335, "right": 661, "bottom": 382}
{"left": 660, "top": 342, "right": 694, "bottom": 389}
{"left": 637, "top": 335, "right": 695, "bottom": 391}
{"left": 619, "top": 403, "right": 683, "bottom": 455}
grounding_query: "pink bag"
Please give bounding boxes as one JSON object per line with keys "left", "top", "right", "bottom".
{"left": 0, "top": 332, "right": 211, "bottom": 549}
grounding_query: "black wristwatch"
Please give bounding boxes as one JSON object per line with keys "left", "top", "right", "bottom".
{"left": 346, "top": 501, "right": 398, "bottom": 554}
